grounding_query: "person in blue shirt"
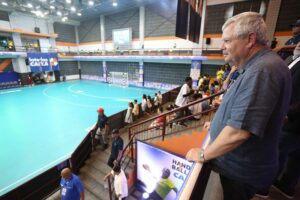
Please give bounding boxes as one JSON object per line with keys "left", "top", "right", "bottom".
{"left": 107, "top": 129, "right": 124, "bottom": 168}
{"left": 60, "top": 168, "right": 84, "bottom": 200}
{"left": 285, "top": 19, "right": 300, "bottom": 45}
{"left": 276, "top": 19, "right": 300, "bottom": 60}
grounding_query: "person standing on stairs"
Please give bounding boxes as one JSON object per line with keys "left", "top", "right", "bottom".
{"left": 107, "top": 129, "right": 124, "bottom": 168}
{"left": 60, "top": 168, "right": 85, "bottom": 200}
{"left": 93, "top": 107, "right": 110, "bottom": 150}
{"left": 103, "top": 165, "right": 128, "bottom": 200}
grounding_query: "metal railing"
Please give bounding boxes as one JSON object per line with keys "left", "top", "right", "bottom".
{"left": 0, "top": 45, "right": 223, "bottom": 56}
{"left": 60, "top": 47, "right": 223, "bottom": 57}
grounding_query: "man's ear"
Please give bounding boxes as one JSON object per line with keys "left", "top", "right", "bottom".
{"left": 246, "top": 32, "right": 256, "bottom": 48}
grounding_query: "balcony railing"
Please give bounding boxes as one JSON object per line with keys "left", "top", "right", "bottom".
{"left": 0, "top": 45, "right": 223, "bottom": 57}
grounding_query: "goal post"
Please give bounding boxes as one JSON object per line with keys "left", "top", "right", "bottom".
{"left": 108, "top": 71, "right": 129, "bottom": 86}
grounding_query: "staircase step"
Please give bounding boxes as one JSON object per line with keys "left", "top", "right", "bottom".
{"left": 80, "top": 173, "right": 110, "bottom": 200}
{"left": 87, "top": 152, "right": 108, "bottom": 167}
{"left": 85, "top": 157, "right": 112, "bottom": 175}
{"left": 92, "top": 146, "right": 110, "bottom": 154}
{"left": 84, "top": 188, "right": 101, "bottom": 200}
{"left": 80, "top": 163, "right": 107, "bottom": 187}
{"left": 45, "top": 189, "right": 60, "bottom": 200}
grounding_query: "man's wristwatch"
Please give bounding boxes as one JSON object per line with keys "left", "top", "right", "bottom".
{"left": 199, "top": 148, "right": 206, "bottom": 163}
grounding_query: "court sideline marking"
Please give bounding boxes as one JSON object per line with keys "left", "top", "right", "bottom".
{"left": 0, "top": 89, "right": 22, "bottom": 95}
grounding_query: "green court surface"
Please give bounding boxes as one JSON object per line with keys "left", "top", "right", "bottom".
{"left": 0, "top": 80, "right": 160, "bottom": 195}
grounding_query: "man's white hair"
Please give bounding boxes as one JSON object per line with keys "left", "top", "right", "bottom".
{"left": 222, "top": 12, "right": 268, "bottom": 45}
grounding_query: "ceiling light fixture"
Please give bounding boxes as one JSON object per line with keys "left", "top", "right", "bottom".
{"left": 88, "top": 1, "right": 94, "bottom": 6}
{"left": 50, "top": 5, "right": 55, "bottom": 9}
{"left": 1, "top": 2, "right": 8, "bottom": 6}
{"left": 66, "top": 0, "right": 71, "bottom": 3}
{"left": 70, "top": 6, "right": 76, "bottom": 12}
{"left": 27, "top": 3, "right": 33, "bottom": 8}
{"left": 31, "top": 10, "right": 45, "bottom": 18}
{"left": 112, "top": 2, "right": 118, "bottom": 7}
{"left": 57, "top": 11, "right": 62, "bottom": 16}
{"left": 77, "top": 12, "right": 82, "bottom": 16}
{"left": 62, "top": 16, "right": 68, "bottom": 22}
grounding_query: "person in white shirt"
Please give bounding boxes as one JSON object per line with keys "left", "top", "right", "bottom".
{"left": 124, "top": 102, "right": 133, "bottom": 124}
{"left": 147, "top": 95, "right": 153, "bottom": 112}
{"left": 132, "top": 99, "right": 140, "bottom": 120}
{"left": 175, "top": 77, "right": 194, "bottom": 107}
{"left": 173, "top": 77, "right": 194, "bottom": 125}
{"left": 103, "top": 165, "right": 128, "bottom": 200}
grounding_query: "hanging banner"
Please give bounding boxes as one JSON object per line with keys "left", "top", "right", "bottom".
{"left": 27, "top": 52, "right": 59, "bottom": 72}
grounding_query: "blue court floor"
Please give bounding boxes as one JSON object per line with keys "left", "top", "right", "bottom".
{"left": 0, "top": 80, "right": 160, "bottom": 195}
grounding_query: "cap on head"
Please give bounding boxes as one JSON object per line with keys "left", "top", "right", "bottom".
{"left": 97, "top": 108, "right": 104, "bottom": 113}
{"left": 291, "top": 19, "right": 300, "bottom": 27}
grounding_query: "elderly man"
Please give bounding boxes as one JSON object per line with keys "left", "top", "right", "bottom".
{"left": 60, "top": 168, "right": 84, "bottom": 200}
{"left": 186, "top": 12, "right": 292, "bottom": 200}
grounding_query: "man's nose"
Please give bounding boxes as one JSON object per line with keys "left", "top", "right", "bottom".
{"left": 220, "top": 41, "right": 225, "bottom": 50}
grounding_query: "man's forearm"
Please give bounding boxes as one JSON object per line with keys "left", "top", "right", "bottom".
{"left": 80, "top": 192, "right": 84, "bottom": 200}
{"left": 204, "top": 126, "right": 251, "bottom": 161}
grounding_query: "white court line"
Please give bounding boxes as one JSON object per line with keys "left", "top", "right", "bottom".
{"left": 67, "top": 84, "right": 140, "bottom": 101}
{"left": 42, "top": 85, "right": 124, "bottom": 108}
{"left": 42, "top": 86, "right": 96, "bottom": 108}
{"left": 0, "top": 89, "right": 22, "bottom": 95}
{"left": 0, "top": 152, "right": 72, "bottom": 195}
{"left": 82, "top": 79, "right": 151, "bottom": 93}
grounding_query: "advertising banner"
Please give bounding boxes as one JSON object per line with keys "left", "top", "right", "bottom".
{"left": 27, "top": 52, "right": 59, "bottom": 72}
{"left": 137, "top": 140, "right": 194, "bottom": 200}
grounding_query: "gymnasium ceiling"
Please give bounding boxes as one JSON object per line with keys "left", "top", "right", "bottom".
{"left": 0, "top": 0, "right": 158, "bottom": 22}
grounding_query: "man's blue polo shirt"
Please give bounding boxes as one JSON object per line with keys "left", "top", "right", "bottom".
{"left": 60, "top": 174, "right": 84, "bottom": 200}
{"left": 98, "top": 114, "right": 108, "bottom": 129}
{"left": 210, "top": 48, "right": 292, "bottom": 189}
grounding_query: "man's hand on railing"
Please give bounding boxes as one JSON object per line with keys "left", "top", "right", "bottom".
{"left": 203, "top": 122, "right": 211, "bottom": 131}
{"left": 103, "top": 172, "right": 112, "bottom": 181}
{"left": 186, "top": 148, "right": 204, "bottom": 163}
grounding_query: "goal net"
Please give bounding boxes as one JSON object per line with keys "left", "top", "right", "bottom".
{"left": 108, "top": 71, "right": 129, "bottom": 86}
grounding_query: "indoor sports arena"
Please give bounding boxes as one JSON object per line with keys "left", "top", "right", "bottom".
{"left": 0, "top": 0, "right": 299, "bottom": 200}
